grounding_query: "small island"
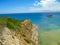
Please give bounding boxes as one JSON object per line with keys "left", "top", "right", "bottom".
{"left": 47, "top": 14, "right": 53, "bottom": 18}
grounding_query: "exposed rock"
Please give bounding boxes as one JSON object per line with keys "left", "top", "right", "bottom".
{"left": 0, "top": 17, "right": 39, "bottom": 45}
{"left": 0, "top": 26, "right": 23, "bottom": 45}
{"left": 47, "top": 14, "right": 53, "bottom": 18}
{"left": 31, "top": 24, "right": 39, "bottom": 45}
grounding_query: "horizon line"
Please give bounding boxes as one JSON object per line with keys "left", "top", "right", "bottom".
{"left": 0, "top": 12, "right": 60, "bottom": 14}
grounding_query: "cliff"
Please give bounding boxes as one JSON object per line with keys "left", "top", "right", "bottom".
{"left": 0, "top": 17, "right": 39, "bottom": 45}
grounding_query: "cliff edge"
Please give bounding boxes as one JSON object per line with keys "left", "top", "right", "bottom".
{"left": 0, "top": 17, "right": 39, "bottom": 45}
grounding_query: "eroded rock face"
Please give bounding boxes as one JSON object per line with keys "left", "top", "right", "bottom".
{"left": 20, "top": 19, "right": 33, "bottom": 38}
{"left": 31, "top": 24, "right": 39, "bottom": 45}
{"left": 0, "top": 27, "right": 24, "bottom": 45}
{"left": 0, "top": 19, "right": 39, "bottom": 45}
{"left": 19, "top": 19, "right": 39, "bottom": 45}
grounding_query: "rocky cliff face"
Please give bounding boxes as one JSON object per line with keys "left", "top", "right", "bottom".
{"left": 0, "top": 26, "right": 20, "bottom": 45}
{"left": 31, "top": 24, "right": 39, "bottom": 45}
{"left": 0, "top": 17, "right": 39, "bottom": 45}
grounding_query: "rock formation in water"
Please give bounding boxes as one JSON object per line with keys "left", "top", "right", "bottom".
{"left": 47, "top": 14, "right": 53, "bottom": 18}
{"left": 0, "top": 17, "right": 39, "bottom": 45}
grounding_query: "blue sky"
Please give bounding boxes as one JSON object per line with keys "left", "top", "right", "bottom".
{"left": 0, "top": 0, "right": 60, "bottom": 14}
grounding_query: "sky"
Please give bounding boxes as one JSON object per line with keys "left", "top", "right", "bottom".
{"left": 0, "top": 0, "right": 60, "bottom": 14}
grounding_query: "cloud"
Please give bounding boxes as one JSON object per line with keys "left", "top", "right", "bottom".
{"left": 29, "top": 0, "right": 60, "bottom": 12}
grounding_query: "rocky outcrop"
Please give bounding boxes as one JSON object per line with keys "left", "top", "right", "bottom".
{"left": 31, "top": 24, "right": 39, "bottom": 45}
{"left": 0, "top": 26, "right": 21, "bottom": 45}
{"left": 0, "top": 17, "right": 39, "bottom": 45}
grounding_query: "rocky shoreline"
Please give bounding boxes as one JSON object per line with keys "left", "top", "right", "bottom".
{"left": 0, "top": 17, "right": 39, "bottom": 45}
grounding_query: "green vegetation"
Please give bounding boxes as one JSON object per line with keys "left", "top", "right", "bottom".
{"left": 0, "top": 16, "right": 23, "bottom": 33}
{"left": 0, "top": 16, "right": 33, "bottom": 44}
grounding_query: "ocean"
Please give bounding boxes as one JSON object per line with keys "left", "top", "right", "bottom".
{"left": 0, "top": 12, "right": 60, "bottom": 45}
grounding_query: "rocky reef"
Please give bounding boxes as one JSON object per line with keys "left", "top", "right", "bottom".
{"left": 0, "top": 17, "right": 39, "bottom": 45}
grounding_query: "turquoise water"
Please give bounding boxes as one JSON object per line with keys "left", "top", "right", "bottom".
{"left": 0, "top": 13, "right": 60, "bottom": 45}
{"left": 38, "top": 13, "right": 60, "bottom": 45}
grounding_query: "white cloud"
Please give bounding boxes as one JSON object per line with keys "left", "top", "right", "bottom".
{"left": 29, "top": 0, "right": 60, "bottom": 12}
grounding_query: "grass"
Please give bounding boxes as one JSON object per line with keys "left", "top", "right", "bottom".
{"left": 0, "top": 16, "right": 35, "bottom": 44}
{"left": 0, "top": 16, "right": 26, "bottom": 33}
